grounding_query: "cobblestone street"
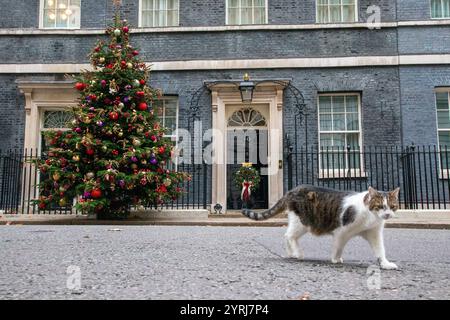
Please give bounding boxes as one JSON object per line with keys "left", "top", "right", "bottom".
{"left": 0, "top": 225, "right": 449, "bottom": 300}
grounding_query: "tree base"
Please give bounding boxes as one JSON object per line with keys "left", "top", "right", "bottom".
{"left": 96, "top": 201, "right": 130, "bottom": 220}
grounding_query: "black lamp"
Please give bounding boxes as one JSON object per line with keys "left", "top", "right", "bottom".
{"left": 239, "top": 73, "right": 255, "bottom": 103}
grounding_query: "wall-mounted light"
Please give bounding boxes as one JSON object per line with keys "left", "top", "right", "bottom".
{"left": 239, "top": 73, "right": 255, "bottom": 103}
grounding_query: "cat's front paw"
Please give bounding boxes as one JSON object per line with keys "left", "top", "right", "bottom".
{"left": 331, "top": 257, "right": 344, "bottom": 264}
{"left": 289, "top": 251, "right": 304, "bottom": 260}
{"left": 380, "top": 261, "right": 398, "bottom": 270}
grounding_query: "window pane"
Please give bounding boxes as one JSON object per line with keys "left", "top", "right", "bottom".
{"left": 228, "top": 8, "right": 239, "bottom": 24}
{"left": 333, "top": 113, "right": 345, "bottom": 131}
{"left": 167, "top": 0, "right": 178, "bottom": 10}
{"left": 342, "top": 5, "right": 355, "bottom": 22}
{"left": 254, "top": 0, "right": 265, "bottom": 6}
{"left": 438, "top": 110, "right": 450, "bottom": 129}
{"left": 332, "top": 96, "right": 345, "bottom": 113}
{"left": 439, "top": 131, "right": 450, "bottom": 147}
{"left": 347, "top": 133, "right": 360, "bottom": 150}
{"left": 320, "top": 133, "right": 334, "bottom": 147}
{"left": 254, "top": 8, "right": 265, "bottom": 24}
{"left": 431, "top": 0, "right": 443, "bottom": 18}
{"left": 320, "top": 113, "right": 332, "bottom": 131}
{"left": 332, "top": 133, "right": 346, "bottom": 149}
{"left": 346, "top": 95, "right": 358, "bottom": 112}
{"left": 436, "top": 92, "right": 449, "bottom": 110}
{"left": 346, "top": 113, "right": 359, "bottom": 130}
{"left": 241, "top": 8, "right": 252, "bottom": 24}
{"left": 142, "top": 0, "right": 151, "bottom": 10}
{"left": 319, "top": 96, "right": 332, "bottom": 113}
{"left": 228, "top": 0, "right": 239, "bottom": 8}
{"left": 329, "top": 5, "right": 341, "bottom": 22}
{"left": 317, "top": 5, "right": 328, "bottom": 23}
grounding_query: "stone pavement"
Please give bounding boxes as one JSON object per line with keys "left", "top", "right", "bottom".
{"left": 1, "top": 210, "right": 450, "bottom": 229}
{"left": 0, "top": 225, "right": 449, "bottom": 300}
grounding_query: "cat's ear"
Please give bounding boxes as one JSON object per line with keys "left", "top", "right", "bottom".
{"left": 390, "top": 187, "right": 400, "bottom": 199}
{"left": 368, "top": 186, "right": 378, "bottom": 197}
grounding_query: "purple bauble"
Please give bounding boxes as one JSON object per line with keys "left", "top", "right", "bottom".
{"left": 96, "top": 121, "right": 104, "bottom": 127}
{"left": 118, "top": 180, "right": 125, "bottom": 188}
{"left": 124, "top": 85, "right": 132, "bottom": 91}
{"left": 75, "top": 127, "right": 82, "bottom": 133}
{"left": 150, "top": 157, "right": 158, "bottom": 165}
{"left": 101, "top": 80, "right": 107, "bottom": 87}
{"left": 123, "top": 96, "right": 130, "bottom": 103}
{"left": 131, "top": 156, "right": 138, "bottom": 162}
{"left": 83, "top": 191, "right": 91, "bottom": 199}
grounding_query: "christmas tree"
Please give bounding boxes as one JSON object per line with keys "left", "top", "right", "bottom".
{"left": 36, "top": 14, "right": 189, "bottom": 219}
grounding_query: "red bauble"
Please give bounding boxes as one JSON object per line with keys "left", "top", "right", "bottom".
{"left": 91, "top": 189, "right": 102, "bottom": 199}
{"left": 94, "top": 47, "right": 100, "bottom": 52}
{"left": 86, "top": 148, "right": 95, "bottom": 156}
{"left": 136, "top": 91, "right": 145, "bottom": 97}
{"left": 109, "top": 111, "right": 119, "bottom": 120}
{"left": 150, "top": 135, "right": 157, "bottom": 142}
{"left": 38, "top": 202, "right": 46, "bottom": 210}
{"left": 132, "top": 50, "right": 139, "bottom": 56}
{"left": 112, "top": 150, "right": 119, "bottom": 156}
{"left": 139, "top": 79, "right": 146, "bottom": 85}
{"left": 75, "top": 82, "right": 86, "bottom": 91}
{"left": 158, "top": 146, "right": 165, "bottom": 154}
{"left": 138, "top": 102, "right": 148, "bottom": 111}
{"left": 122, "top": 26, "right": 129, "bottom": 33}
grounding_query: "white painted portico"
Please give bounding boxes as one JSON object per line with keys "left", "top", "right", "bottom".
{"left": 207, "top": 80, "right": 288, "bottom": 213}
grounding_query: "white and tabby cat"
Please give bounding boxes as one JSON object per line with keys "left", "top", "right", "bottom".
{"left": 242, "top": 185, "right": 400, "bottom": 270}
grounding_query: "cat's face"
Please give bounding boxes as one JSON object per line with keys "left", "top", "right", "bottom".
{"left": 366, "top": 187, "right": 400, "bottom": 220}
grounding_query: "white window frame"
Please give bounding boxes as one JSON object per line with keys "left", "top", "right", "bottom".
{"left": 435, "top": 88, "right": 450, "bottom": 179}
{"left": 39, "top": 0, "right": 81, "bottom": 29}
{"left": 317, "top": 93, "right": 365, "bottom": 179}
{"left": 315, "top": 0, "right": 359, "bottom": 24}
{"left": 226, "top": 0, "right": 269, "bottom": 25}
{"left": 430, "top": 0, "right": 450, "bottom": 19}
{"left": 138, "top": 0, "right": 180, "bottom": 28}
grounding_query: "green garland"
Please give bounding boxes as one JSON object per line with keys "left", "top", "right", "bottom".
{"left": 233, "top": 163, "right": 261, "bottom": 190}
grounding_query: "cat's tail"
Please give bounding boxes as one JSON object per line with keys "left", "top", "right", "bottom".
{"left": 242, "top": 197, "right": 286, "bottom": 220}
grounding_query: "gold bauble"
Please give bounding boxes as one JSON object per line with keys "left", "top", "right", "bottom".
{"left": 99, "top": 57, "right": 105, "bottom": 63}
{"left": 132, "top": 138, "right": 141, "bottom": 147}
{"left": 131, "top": 163, "right": 138, "bottom": 169}
{"left": 72, "top": 155, "right": 80, "bottom": 162}
{"left": 164, "top": 178, "right": 172, "bottom": 187}
{"left": 52, "top": 173, "right": 60, "bottom": 181}
{"left": 86, "top": 172, "right": 95, "bottom": 179}
{"left": 59, "top": 198, "right": 67, "bottom": 207}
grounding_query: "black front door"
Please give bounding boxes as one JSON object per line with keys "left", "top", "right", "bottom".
{"left": 227, "top": 129, "right": 268, "bottom": 210}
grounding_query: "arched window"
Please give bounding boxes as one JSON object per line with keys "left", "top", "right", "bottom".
{"left": 227, "top": 108, "right": 267, "bottom": 127}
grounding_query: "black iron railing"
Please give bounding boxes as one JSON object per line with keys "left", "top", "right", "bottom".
{"left": 0, "top": 149, "right": 210, "bottom": 215}
{"left": 286, "top": 145, "right": 450, "bottom": 210}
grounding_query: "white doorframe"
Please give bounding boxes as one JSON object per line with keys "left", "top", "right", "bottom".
{"left": 209, "top": 83, "right": 286, "bottom": 213}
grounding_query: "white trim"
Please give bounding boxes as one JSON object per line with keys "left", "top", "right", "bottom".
{"left": 4, "top": 54, "right": 450, "bottom": 74}
{"left": 4, "top": 19, "right": 450, "bottom": 35}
